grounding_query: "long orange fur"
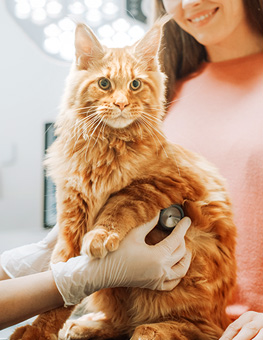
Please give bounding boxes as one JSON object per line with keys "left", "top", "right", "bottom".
{"left": 11, "top": 19, "right": 236, "bottom": 340}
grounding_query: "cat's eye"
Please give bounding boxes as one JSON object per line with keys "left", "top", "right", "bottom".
{"left": 130, "top": 79, "right": 141, "bottom": 91}
{"left": 98, "top": 78, "right": 111, "bottom": 90}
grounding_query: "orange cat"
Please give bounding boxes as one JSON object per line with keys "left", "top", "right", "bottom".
{"left": 11, "top": 19, "right": 236, "bottom": 340}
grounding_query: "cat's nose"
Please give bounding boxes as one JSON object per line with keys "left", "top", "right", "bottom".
{"left": 114, "top": 95, "right": 129, "bottom": 111}
{"left": 114, "top": 101, "right": 129, "bottom": 111}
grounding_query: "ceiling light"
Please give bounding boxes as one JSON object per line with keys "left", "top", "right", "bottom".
{"left": 6, "top": 0, "right": 152, "bottom": 62}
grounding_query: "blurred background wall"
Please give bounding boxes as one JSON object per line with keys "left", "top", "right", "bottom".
{"left": 0, "top": 1, "right": 70, "bottom": 250}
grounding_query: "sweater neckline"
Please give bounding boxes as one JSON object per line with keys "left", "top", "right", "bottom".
{"left": 203, "top": 51, "right": 263, "bottom": 68}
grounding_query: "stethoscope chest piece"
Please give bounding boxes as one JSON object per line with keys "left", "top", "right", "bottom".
{"left": 158, "top": 204, "right": 184, "bottom": 231}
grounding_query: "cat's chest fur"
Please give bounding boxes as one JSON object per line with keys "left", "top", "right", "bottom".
{"left": 61, "top": 136, "right": 159, "bottom": 201}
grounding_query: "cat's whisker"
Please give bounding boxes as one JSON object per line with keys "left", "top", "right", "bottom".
{"left": 72, "top": 124, "right": 85, "bottom": 152}
{"left": 68, "top": 117, "right": 91, "bottom": 150}
{"left": 161, "top": 95, "right": 191, "bottom": 109}
{"left": 79, "top": 114, "right": 98, "bottom": 128}
{"left": 84, "top": 130, "right": 100, "bottom": 160}
{"left": 84, "top": 117, "right": 103, "bottom": 157}
{"left": 75, "top": 105, "right": 98, "bottom": 110}
{"left": 140, "top": 115, "right": 161, "bottom": 136}
{"left": 140, "top": 115, "right": 161, "bottom": 127}
{"left": 83, "top": 120, "right": 100, "bottom": 161}
{"left": 140, "top": 108, "right": 160, "bottom": 115}
{"left": 61, "top": 121, "right": 84, "bottom": 152}
{"left": 141, "top": 111, "right": 163, "bottom": 124}
{"left": 74, "top": 105, "right": 99, "bottom": 113}
{"left": 82, "top": 115, "right": 101, "bottom": 133}
{"left": 90, "top": 117, "right": 103, "bottom": 139}
{"left": 78, "top": 111, "right": 98, "bottom": 120}
{"left": 82, "top": 116, "right": 98, "bottom": 130}
{"left": 140, "top": 116, "right": 168, "bottom": 158}
{"left": 73, "top": 107, "right": 99, "bottom": 118}
{"left": 92, "top": 118, "right": 106, "bottom": 150}
{"left": 100, "top": 120, "right": 107, "bottom": 139}
{"left": 141, "top": 114, "right": 167, "bottom": 140}
{"left": 135, "top": 120, "right": 144, "bottom": 140}
{"left": 142, "top": 103, "right": 165, "bottom": 110}
{"left": 76, "top": 109, "right": 97, "bottom": 116}
{"left": 74, "top": 116, "right": 88, "bottom": 133}
{"left": 139, "top": 117, "right": 161, "bottom": 155}
{"left": 70, "top": 114, "right": 97, "bottom": 142}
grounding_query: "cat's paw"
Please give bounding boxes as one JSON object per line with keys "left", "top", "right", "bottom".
{"left": 10, "top": 325, "right": 57, "bottom": 340}
{"left": 131, "top": 325, "right": 164, "bottom": 340}
{"left": 58, "top": 312, "right": 113, "bottom": 340}
{"left": 58, "top": 319, "right": 86, "bottom": 340}
{"left": 81, "top": 229, "right": 120, "bottom": 258}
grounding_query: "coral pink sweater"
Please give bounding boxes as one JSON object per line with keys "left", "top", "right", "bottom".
{"left": 164, "top": 53, "right": 263, "bottom": 320}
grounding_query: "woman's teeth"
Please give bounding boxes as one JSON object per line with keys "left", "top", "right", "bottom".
{"left": 191, "top": 10, "right": 215, "bottom": 23}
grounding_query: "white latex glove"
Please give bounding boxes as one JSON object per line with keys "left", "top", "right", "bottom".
{"left": 219, "top": 312, "right": 263, "bottom": 340}
{"left": 51, "top": 215, "right": 192, "bottom": 306}
{"left": 1, "top": 224, "right": 58, "bottom": 278}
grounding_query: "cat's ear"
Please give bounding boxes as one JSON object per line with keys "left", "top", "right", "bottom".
{"left": 133, "top": 15, "right": 171, "bottom": 70}
{"left": 75, "top": 23, "right": 104, "bottom": 69}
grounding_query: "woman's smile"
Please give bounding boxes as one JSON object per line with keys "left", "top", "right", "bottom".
{"left": 187, "top": 7, "right": 219, "bottom": 26}
{"left": 162, "top": 0, "right": 263, "bottom": 61}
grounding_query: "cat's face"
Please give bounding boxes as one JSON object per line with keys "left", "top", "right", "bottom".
{"left": 63, "top": 21, "right": 167, "bottom": 137}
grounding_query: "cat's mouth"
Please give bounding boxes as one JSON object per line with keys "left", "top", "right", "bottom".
{"left": 103, "top": 112, "right": 135, "bottom": 129}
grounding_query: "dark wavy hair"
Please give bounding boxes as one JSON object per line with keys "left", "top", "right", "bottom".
{"left": 154, "top": 0, "right": 263, "bottom": 104}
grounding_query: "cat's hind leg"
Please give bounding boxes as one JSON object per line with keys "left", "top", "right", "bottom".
{"left": 131, "top": 320, "right": 223, "bottom": 340}
{"left": 58, "top": 312, "right": 118, "bottom": 340}
{"left": 10, "top": 306, "right": 74, "bottom": 340}
{"left": 59, "top": 288, "right": 130, "bottom": 340}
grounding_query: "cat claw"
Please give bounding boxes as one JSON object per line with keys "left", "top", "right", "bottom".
{"left": 81, "top": 229, "right": 120, "bottom": 258}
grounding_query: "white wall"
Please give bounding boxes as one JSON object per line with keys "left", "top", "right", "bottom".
{"left": 0, "top": 1, "right": 70, "bottom": 233}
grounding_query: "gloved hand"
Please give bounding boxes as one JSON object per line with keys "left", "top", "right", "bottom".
{"left": 219, "top": 312, "right": 263, "bottom": 340}
{"left": 1, "top": 225, "right": 58, "bottom": 278}
{"left": 51, "top": 215, "right": 192, "bottom": 306}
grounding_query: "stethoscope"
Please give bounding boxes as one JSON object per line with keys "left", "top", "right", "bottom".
{"left": 158, "top": 204, "right": 184, "bottom": 231}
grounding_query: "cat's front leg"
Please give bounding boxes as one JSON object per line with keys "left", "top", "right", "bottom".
{"left": 82, "top": 228, "right": 121, "bottom": 258}
{"left": 81, "top": 184, "right": 163, "bottom": 258}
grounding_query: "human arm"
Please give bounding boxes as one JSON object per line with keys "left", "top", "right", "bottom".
{"left": 0, "top": 216, "right": 191, "bottom": 329}
{"left": 0, "top": 271, "right": 63, "bottom": 330}
{"left": 219, "top": 312, "right": 263, "bottom": 340}
{"left": 0, "top": 226, "right": 60, "bottom": 327}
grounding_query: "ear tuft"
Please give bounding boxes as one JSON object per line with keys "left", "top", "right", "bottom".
{"left": 133, "top": 15, "right": 172, "bottom": 70}
{"left": 75, "top": 23, "right": 104, "bottom": 69}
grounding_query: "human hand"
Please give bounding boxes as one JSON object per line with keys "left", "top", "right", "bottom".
{"left": 51, "top": 215, "right": 192, "bottom": 305}
{"left": 220, "top": 312, "right": 263, "bottom": 340}
{"left": 1, "top": 225, "right": 58, "bottom": 278}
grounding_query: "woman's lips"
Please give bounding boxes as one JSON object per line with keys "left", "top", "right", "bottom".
{"left": 187, "top": 7, "right": 219, "bottom": 25}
